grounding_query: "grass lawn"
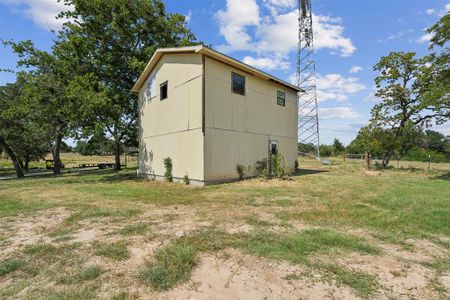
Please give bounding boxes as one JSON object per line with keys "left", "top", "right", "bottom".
{"left": 0, "top": 158, "right": 449, "bottom": 299}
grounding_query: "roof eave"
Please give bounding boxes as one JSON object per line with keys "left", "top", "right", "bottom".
{"left": 132, "top": 45, "right": 303, "bottom": 93}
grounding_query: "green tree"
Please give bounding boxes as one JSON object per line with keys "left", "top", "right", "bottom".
{"left": 298, "top": 142, "right": 316, "bottom": 154}
{"left": 58, "top": 0, "right": 199, "bottom": 169}
{"left": 74, "top": 133, "right": 120, "bottom": 156}
{"left": 319, "top": 144, "right": 333, "bottom": 157}
{"left": 368, "top": 14, "right": 449, "bottom": 167}
{"left": 427, "top": 13, "right": 449, "bottom": 48}
{"left": 0, "top": 74, "right": 51, "bottom": 177}
{"left": 370, "top": 50, "right": 449, "bottom": 167}
{"left": 3, "top": 40, "right": 100, "bottom": 175}
{"left": 346, "top": 126, "right": 393, "bottom": 158}
{"left": 332, "top": 138, "right": 345, "bottom": 154}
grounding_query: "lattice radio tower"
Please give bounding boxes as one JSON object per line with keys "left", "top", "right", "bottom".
{"left": 297, "top": 0, "right": 320, "bottom": 159}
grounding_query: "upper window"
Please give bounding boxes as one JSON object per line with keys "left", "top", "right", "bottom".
{"left": 160, "top": 81, "right": 168, "bottom": 100}
{"left": 231, "top": 72, "right": 245, "bottom": 96}
{"left": 277, "top": 90, "right": 285, "bottom": 106}
{"left": 146, "top": 76, "right": 155, "bottom": 101}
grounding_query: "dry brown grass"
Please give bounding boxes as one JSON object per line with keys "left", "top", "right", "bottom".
{"left": 0, "top": 158, "right": 449, "bottom": 299}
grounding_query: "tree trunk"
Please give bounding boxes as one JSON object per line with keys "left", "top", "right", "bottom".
{"left": 114, "top": 139, "right": 121, "bottom": 170}
{"left": 18, "top": 158, "right": 24, "bottom": 170}
{"left": 382, "top": 148, "right": 394, "bottom": 168}
{"left": 53, "top": 124, "right": 63, "bottom": 175}
{"left": 0, "top": 135, "right": 24, "bottom": 178}
{"left": 24, "top": 159, "right": 29, "bottom": 171}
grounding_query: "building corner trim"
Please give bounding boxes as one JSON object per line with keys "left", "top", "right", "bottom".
{"left": 202, "top": 54, "right": 206, "bottom": 136}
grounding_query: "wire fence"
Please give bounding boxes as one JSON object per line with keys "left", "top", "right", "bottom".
{"left": 341, "top": 153, "right": 450, "bottom": 172}
{"left": 298, "top": 152, "right": 449, "bottom": 172}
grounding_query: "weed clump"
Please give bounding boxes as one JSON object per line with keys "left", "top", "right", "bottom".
{"left": 163, "top": 157, "right": 173, "bottom": 182}
{"left": 141, "top": 243, "right": 196, "bottom": 290}
{"left": 0, "top": 259, "right": 23, "bottom": 277}
{"left": 236, "top": 164, "right": 245, "bottom": 180}
{"left": 92, "top": 241, "right": 129, "bottom": 260}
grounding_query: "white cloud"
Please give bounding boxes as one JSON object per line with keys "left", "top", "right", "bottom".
{"left": 254, "top": 10, "right": 298, "bottom": 55}
{"left": 254, "top": 12, "right": 356, "bottom": 57}
{"left": 377, "top": 31, "right": 405, "bottom": 43}
{"left": 364, "top": 86, "right": 380, "bottom": 103}
{"left": 349, "top": 65, "right": 363, "bottom": 74}
{"left": 216, "top": 0, "right": 355, "bottom": 65}
{"left": 216, "top": 0, "right": 260, "bottom": 52}
{"left": 242, "top": 56, "right": 290, "bottom": 70}
{"left": 185, "top": 10, "right": 192, "bottom": 22}
{"left": 416, "top": 32, "right": 433, "bottom": 44}
{"left": 429, "top": 3, "right": 450, "bottom": 17}
{"left": 263, "top": 0, "right": 296, "bottom": 16}
{"left": 316, "top": 73, "right": 365, "bottom": 103}
{"left": 425, "top": 8, "right": 435, "bottom": 15}
{"left": 312, "top": 14, "right": 355, "bottom": 56}
{"left": 319, "top": 107, "right": 361, "bottom": 120}
{"left": 0, "top": 0, "right": 71, "bottom": 30}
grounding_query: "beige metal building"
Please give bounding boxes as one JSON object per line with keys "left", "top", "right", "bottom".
{"left": 132, "top": 45, "right": 300, "bottom": 185}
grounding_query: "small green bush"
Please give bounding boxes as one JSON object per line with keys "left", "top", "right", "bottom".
{"left": 256, "top": 159, "right": 268, "bottom": 177}
{"left": 271, "top": 154, "right": 290, "bottom": 177}
{"left": 403, "top": 147, "right": 448, "bottom": 163}
{"left": 183, "top": 174, "right": 190, "bottom": 185}
{"left": 163, "top": 157, "right": 173, "bottom": 182}
{"left": 236, "top": 164, "right": 245, "bottom": 180}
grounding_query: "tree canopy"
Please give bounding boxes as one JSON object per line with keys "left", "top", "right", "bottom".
{"left": 57, "top": 0, "right": 199, "bottom": 169}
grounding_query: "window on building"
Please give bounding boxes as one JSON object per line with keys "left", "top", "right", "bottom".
{"left": 231, "top": 72, "right": 245, "bottom": 96}
{"left": 160, "top": 81, "right": 168, "bottom": 100}
{"left": 277, "top": 90, "right": 285, "bottom": 106}
{"left": 146, "top": 76, "right": 155, "bottom": 101}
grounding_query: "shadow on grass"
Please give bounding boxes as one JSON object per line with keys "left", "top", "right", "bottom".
{"left": 0, "top": 167, "right": 137, "bottom": 183}
{"left": 292, "top": 168, "right": 329, "bottom": 177}
{"left": 432, "top": 171, "right": 450, "bottom": 180}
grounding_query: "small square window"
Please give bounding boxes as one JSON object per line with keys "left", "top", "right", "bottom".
{"left": 160, "top": 81, "right": 168, "bottom": 100}
{"left": 231, "top": 72, "right": 245, "bottom": 96}
{"left": 277, "top": 90, "right": 285, "bottom": 106}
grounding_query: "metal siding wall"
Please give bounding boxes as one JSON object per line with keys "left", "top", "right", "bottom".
{"left": 138, "top": 53, "right": 204, "bottom": 181}
{"left": 204, "top": 57, "right": 298, "bottom": 181}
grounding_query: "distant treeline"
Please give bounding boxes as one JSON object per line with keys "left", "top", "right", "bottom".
{"left": 300, "top": 128, "right": 450, "bottom": 163}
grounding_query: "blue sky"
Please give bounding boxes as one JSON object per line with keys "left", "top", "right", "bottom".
{"left": 1, "top": 0, "right": 449, "bottom": 144}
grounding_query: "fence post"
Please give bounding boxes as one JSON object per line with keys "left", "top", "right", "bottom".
{"left": 365, "top": 151, "right": 370, "bottom": 170}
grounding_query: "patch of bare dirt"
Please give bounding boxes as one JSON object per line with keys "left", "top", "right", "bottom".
{"left": 337, "top": 251, "right": 449, "bottom": 299}
{"left": 161, "top": 248, "right": 358, "bottom": 300}
{"left": 72, "top": 227, "right": 105, "bottom": 243}
{"left": 226, "top": 223, "right": 252, "bottom": 234}
{"left": 362, "top": 170, "right": 382, "bottom": 176}
{"left": 382, "top": 239, "right": 447, "bottom": 263}
{"left": 0, "top": 207, "right": 71, "bottom": 259}
{"left": 236, "top": 177, "right": 298, "bottom": 188}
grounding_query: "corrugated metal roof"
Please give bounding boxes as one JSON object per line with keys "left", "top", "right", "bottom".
{"left": 132, "top": 45, "right": 302, "bottom": 93}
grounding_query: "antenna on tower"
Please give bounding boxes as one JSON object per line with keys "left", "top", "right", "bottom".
{"left": 297, "top": 0, "right": 320, "bottom": 159}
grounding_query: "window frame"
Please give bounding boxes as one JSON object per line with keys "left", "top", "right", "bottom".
{"left": 160, "top": 81, "right": 168, "bottom": 101}
{"left": 277, "top": 90, "right": 286, "bottom": 107}
{"left": 231, "top": 72, "right": 245, "bottom": 96}
{"left": 146, "top": 76, "right": 155, "bottom": 101}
